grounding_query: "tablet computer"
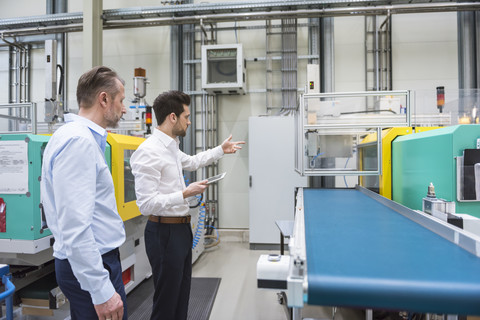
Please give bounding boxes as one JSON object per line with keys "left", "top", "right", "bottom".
{"left": 206, "top": 172, "right": 226, "bottom": 184}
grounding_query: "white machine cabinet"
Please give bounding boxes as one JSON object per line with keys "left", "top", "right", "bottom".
{"left": 249, "top": 116, "right": 308, "bottom": 248}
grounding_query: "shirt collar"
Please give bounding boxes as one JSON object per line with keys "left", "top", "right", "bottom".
{"left": 153, "top": 128, "right": 178, "bottom": 148}
{"left": 64, "top": 113, "right": 108, "bottom": 152}
{"left": 64, "top": 113, "right": 106, "bottom": 136}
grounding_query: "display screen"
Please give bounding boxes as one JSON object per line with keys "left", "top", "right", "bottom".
{"left": 207, "top": 49, "right": 237, "bottom": 84}
{"left": 124, "top": 149, "right": 136, "bottom": 203}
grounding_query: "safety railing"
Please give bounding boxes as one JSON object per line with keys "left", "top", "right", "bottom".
{"left": 295, "top": 90, "right": 411, "bottom": 176}
{"left": 0, "top": 103, "right": 37, "bottom": 134}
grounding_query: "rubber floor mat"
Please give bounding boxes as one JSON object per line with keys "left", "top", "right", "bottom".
{"left": 128, "top": 277, "right": 221, "bottom": 320}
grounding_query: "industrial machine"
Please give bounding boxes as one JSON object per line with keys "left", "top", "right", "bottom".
{"left": 127, "top": 68, "right": 153, "bottom": 135}
{"left": 358, "top": 126, "right": 440, "bottom": 199}
{"left": 392, "top": 124, "right": 480, "bottom": 218}
{"left": 0, "top": 133, "right": 52, "bottom": 266}
{"left": 105, "top": 133, "right": 151, "bottom": 294}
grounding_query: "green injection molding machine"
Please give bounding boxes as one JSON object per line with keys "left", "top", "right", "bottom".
{"left": 392, "top": 125, "right": 480, "bottom": 218}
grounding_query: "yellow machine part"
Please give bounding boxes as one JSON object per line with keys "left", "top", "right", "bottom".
{"left": 107, "top": 133, "right": 145, "bottom": 221}
{"left": 359, "top": 127, "right": 441, "bottom": 199}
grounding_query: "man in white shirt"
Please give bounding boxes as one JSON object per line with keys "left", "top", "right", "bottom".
{"left": 130, "top": 90, "right": 244, "bottom": 320}
{"left": 41, "top": 66, "right": 127, "bottom": 320}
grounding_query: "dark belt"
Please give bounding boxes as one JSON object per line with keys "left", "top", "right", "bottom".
{"left": 148, "top": 215, "right": 191, "bottom": 224}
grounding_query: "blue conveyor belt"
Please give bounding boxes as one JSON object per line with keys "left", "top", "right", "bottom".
{"left": 303, "top": 188, "right": 480, "bottom": 315}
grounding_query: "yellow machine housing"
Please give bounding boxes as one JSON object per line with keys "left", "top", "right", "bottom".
{"left": 359, "top": 127, "right": 440, "bottom": 199}
{"left": 107, "top": 133, "right": 145, "bottom": 221}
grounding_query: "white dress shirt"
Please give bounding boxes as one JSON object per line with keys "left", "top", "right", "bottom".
{"left": 41, "top": 113, "right": 126, "bottom": 305}
{"left": 130, "top": 128, "right": 224, "bottom": 217}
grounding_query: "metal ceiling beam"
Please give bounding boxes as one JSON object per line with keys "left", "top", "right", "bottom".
{"left": 101, "top": 0, "right": 480, "bottom": 20}
{"left": 1, "top": 1, "right": 480, "bottom": 37}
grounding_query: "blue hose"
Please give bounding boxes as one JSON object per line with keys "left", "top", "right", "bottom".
{"left": 192, "top": 196, "right": 206, "bottom": 249}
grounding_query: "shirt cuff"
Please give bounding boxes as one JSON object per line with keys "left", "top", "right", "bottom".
{"left": 91, "top": 280, "right": 116, "bottom": 305}
{"left": 214, "top": 145, "right": 224, "bottom": 158}
{"left": 171, "top": 190, "right": 185, "bottom": 205}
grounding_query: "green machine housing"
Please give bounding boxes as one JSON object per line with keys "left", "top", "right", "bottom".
{"left": 392, "top": 125, "right": 480, "bottom": 218}
{"left": 0, "top": 134, "right": 111, "bottom": 265}
{"left": 0, "top": 134, "right": 51, "bottom": 241}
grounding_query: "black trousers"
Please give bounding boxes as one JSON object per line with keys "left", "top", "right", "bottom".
{"left": 55, "top": 248, "right": 128, "bottom": 320}
{"left": 145, "top": 220, "right": 193, "bottom": 320}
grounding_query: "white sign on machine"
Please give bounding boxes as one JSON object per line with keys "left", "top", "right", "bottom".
{"left": 0, "top": 140, "right": 28, "bottom": 194}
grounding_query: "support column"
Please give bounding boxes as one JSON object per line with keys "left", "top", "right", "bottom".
{"left": 83, "top": 0, "right": 103, "bottom": 70}
{"left": 320, "top": 17, "right": 334, "bottom": 94}
{"left": 170, "top": 25, "right": 183, "bottom": 91}
{"left": 458, "top": 11, "right": 477, "bottom": 117}
{"left": 458, "top": 11, "right": 476, "bottom": 90}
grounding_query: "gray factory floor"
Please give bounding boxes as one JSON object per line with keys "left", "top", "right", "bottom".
{"left": 191, "top": 238, "right": 365, "bottom": 320}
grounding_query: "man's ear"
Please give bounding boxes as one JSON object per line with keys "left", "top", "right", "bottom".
{"left": 99, "top": 92, "right": 108, "bottom": 108}
{"left": 170, "top": 113, "right": 177, "bottom": 123}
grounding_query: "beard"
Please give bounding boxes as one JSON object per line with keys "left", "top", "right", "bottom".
{"left": 172, "top": 124, "right": 187, "bottom": 137}
{"left": 105, "top": 107, "right": 122, "bottom": 128}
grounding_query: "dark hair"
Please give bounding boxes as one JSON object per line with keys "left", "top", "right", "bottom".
{"left": 76, "top": 66, "right": 125, "bottom": 109}
{"left": 152, "top": 90, "right": 191, "bottom": 125}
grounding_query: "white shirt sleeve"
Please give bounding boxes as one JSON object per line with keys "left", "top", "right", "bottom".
{"left": 180, "top": 145, "right": 224, "bottom": 171}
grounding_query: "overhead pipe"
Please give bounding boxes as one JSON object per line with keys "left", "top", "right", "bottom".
{"left": 1, "top": 2, "right": 480, "bottom": 37}
{"left": 1, "top": 24, "right": 82, "bottom": 38}
{"left": 0, "top": 12, "right": 82, "bottom": 29}
{"left": 101, "top": 1, "right": 480, "bottom": 21}
{"left": 102, "top": 3, "right": 480, "bottom": 30}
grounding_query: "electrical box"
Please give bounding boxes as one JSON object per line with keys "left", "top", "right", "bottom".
{"left": 201, "top": 44, "right": 245, "bottom": 95}
{"left": 307, "top": 64, "right": 319, "bottom": 94}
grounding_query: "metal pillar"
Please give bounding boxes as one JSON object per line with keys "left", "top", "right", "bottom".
{"left": 458, "top": 11, "right": 477, "bottom": 90}
{"left": 458, "top": 11, "right": 478, "bottom": 116}
{"left": 170, "top": 25, "right": 183, "bottom": 91}
{"left": 83, "top": 0, "right": 103, "bottom": 70}
{"left": 320, "top": 17, "right": 334, "bottom": 94}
